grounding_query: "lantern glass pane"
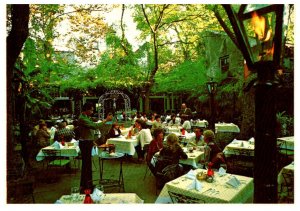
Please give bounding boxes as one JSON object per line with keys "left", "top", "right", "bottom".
{"left": 242, "top": 11, "right": 276, "bottom": 63}
{"left": 244, "top": 4, "right": 270, "bottom": 14}
{"left": 207, "top": 84, "right": 211, "bottom": 94}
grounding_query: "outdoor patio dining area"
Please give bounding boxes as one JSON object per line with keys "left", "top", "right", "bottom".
{"left": 6, "top": 3, "right": 295, "bottom": 206}
{"left": 7, "top": 127, "right": 294, "bottom": 204}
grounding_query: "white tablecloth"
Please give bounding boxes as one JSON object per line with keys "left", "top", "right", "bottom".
{"left": 36, "top": 145, "right": 80, "bottom": 161}
{"left": 155, "top": 169, "right": 253, "bottom": 203}
{"left": 278, "top": 161, "right": 294, "bottom": 195}
{"left": 106, "top": 136, "right": 139, "bottom": 155}
{"left": 223, "top": 140, "right": 254, "bottom": 157}
{"left": 215, "top": 123, "right": 240, "bottom": 133}
{"left": 171, "top": 132, "right": 196, "bottom": 143}
{"left": 277, "top": 136, "right": 294, "bottom": 150}
{"left": 180, "top": 148, "right": 204, "bottom": 168}
{"left": 59, "top": 193, "right": 144, "bottom": 204}
{"left": 165, "top": 126, "right": 183, "bottom": 133}
{"left": 192, "top": 120, "right": 208, "bottom": 128}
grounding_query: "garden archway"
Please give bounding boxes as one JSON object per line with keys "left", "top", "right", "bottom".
{"left": 98, "top": 90, "right": 131, "bottom": 119}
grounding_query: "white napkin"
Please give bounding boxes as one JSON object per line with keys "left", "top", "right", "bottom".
{"left": 55, "top": 200, "right": 63, "bottom": 204}
{"left": 91, "top": 188, "right": 104, "bottom": 203}
{"left": 226, "top": 176, "right": 241, "bottom": 188}
{"left": 50, "top": 127, "right": 56, "bottom": 139}
{"left": 91, "top": 146, "right": 98, "bottom": 156}
{"left": 185, "top": 170, "right": 196, "bottom": 179}
{"left": 52, "top": 141, "right": 60, "bottom": 149}
{"left": 248, "top": 137, "right": 255, "bottom": 144}
{"left": 232, "top": 139, "right": 238, "bottom": 144}
{"left": 188, "top": 178, "right": 203, "bottom": 191}
{"left": 218, "top": 167, "right": 226, "bottom": 176}
{"left": 71, "top": 139, "right": 77, "bottom": 143}
{"left": 195, "top": 179, "right": 203, "bottom": 191}
{"left": 71, "top": 139, "right": 79, "bottom": 146}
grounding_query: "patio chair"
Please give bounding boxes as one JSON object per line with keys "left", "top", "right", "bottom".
{"left": 143, "top": 144, "right": 153, "bottom": 180}
{"left": 168, "top": 191, "right": 205, "bottom": 203}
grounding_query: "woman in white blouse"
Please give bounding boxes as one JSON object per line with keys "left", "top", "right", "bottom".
{"left": 135, "top": 119, "right": 152, "bottom": 162}
{"left": 181, "top": 116, "right": 192, "bottom": 132}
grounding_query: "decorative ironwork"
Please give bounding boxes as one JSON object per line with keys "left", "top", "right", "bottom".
{"left": 98, "top": 90, "right": 131, "bottom": 119}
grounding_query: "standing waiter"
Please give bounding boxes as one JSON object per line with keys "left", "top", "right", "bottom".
{"left": 77, "top": 102, "right": 113, "bottom": 193}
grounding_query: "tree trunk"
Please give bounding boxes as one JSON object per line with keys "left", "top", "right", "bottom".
{"left": 7, "top": 4, "right": 30, "bottom": 169}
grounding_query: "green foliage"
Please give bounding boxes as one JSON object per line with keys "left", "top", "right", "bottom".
{"left": 276, "top": 111, "right": 294, "bottom": 137}
{"left": 153, "top": 58, "right": 208, "bottom": 94}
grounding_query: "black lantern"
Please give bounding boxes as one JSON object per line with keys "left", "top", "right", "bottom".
{"left": 206, "top": 80, "right": 217, "bottom": 95}
{"left": 206, "top": 80, "right": 217, "bottom": 132}
{"left": 222, "top": 4, "right": 288, "bottom": 203}
{"left": 223, "top": 5, "right": 285, "bottom": 69}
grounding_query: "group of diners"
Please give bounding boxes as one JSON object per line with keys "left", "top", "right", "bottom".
{"left": 143, "top": 126, "right": 226, "bottom": 187}
{"left": 33, "top": 119, "right": 75, "bottom": 153}
{"left": 127, "top": 103, "right": 202, "bottom": 132}
{"left": 34, "top": 102, "right": 226, "bottom": 194}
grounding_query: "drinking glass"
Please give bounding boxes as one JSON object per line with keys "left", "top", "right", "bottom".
{"left": 71, "top": 187, "right": 80, "bottom": 202}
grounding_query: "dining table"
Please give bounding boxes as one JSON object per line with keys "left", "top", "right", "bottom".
{"left": 106, "top": 135, "right": 139, "bottom": 156}
{"left": 191, "top": 120, "right": 209, "bottom": 128}
{"left": 277, "top": 136, "right": 294, "bottom": 151}
{"left": 172, "top": 132, "right": 196, "bottom": 143}
{"left": 97, "top": 151, "right": 125, "bottom": 192}
{"left": 223, "top": 139, "right": 255, "bottom": 157}
{"left": 215, "top": 123, "right": 240, "bottom": 133}
{"left": 180, "top": 147, "right": 205, "bottom": 168}
{"left": 165, "top": 126, "right": 183, "bottom": 133}
{"left": 58, "top": 193, "right": 144, "bottom": 204}
{"left": 36, "top": 143, "right": 80, "bottom": 161}
{"left": 277, "top": 161, "right": 294, "bottom": 198}
{"left": 155, "top": 168, "right": 253, "bottom": 203}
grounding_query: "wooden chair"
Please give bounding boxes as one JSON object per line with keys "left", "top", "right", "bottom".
{"left": 42, "top": 149, "right": 70, "bottom": 169}
{"left": 168, "top": 191, "right": 205, "bottom": 203}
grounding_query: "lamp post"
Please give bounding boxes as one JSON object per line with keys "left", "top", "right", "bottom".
{"left": 206, "top": 80, "right": 217, "bottom": 132}
{"left": 140, "top": 89, "right": 146, "bottom": 113}
{"left": 222, "top": 4, "right": 287, "bottom": 203}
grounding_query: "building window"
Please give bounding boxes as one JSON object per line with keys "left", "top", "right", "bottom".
{"left": 220, "top": 55, "right": 229, "bottom": 72}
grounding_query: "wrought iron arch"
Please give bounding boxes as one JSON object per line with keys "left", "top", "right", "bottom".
{"left": 98, "top": 90, "right": 131, "bottom": 119}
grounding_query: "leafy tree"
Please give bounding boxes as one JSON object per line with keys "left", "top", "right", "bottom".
{"left": 132, "top": 4, "right": 221, "bottom": 113}
{"left": 57, "top": 4, "right": 115, "bottom": 66}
